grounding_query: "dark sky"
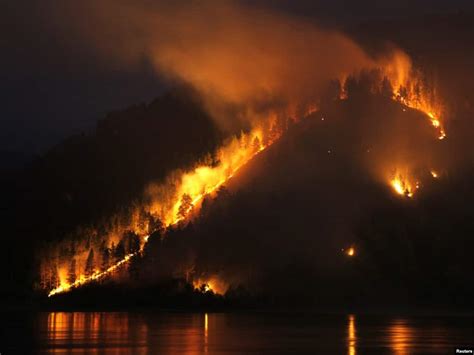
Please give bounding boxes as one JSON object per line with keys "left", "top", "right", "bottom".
{"left": 1, "top": 0, "right": 473, "bottom": 155}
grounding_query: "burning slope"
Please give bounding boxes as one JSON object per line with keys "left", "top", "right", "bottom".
{"left": 46, "top": 116, "right": 285, "bottom": 296}
{"left": 144, "top": 91, "right": 451, "bottom": 303}
{"left": 39, "top": 1, "right": 450, "bottom": 297}
{"left": 374, "top": 52, "right": 447, "bottom": 197}
{"left": 381, "top": 51, "right": 447, "bottom": 140}
{"left": 45, "top": 61, "right": 448, "bottom": 297}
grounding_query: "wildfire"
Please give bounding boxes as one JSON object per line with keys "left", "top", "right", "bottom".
{"left": 395, "top": 88, "right": 447, "bottom": 140}
{"left": 193, "top": 276, "right": 228, "bottom": 295}
{"left": 47, "top": 116, "right": 286, "bottom": 297}
{"left": 46, "top": 51, "right": 449, "bottom": 298}
{"left": 390, "top": 175, "right": 415, "bottom": 198}
{"left": 426, "top": 112, "right": 446, "bottom": 140}
{"left": 346, "top": 247, "right": 355, "bottom": 257}
{"left": 163, "top": 128, "right": 267, "bottom": 227}
{"left": 379, "top": 50, "right": 447, "bottom": 140}
{"left": 48, "top": 252, "right": 137, "bottom": 297}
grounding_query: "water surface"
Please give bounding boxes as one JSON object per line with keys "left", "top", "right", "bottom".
{"left": 3, "top": 311, "right": 473, "bottom": 354}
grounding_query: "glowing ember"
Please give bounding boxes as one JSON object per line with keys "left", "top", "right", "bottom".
{"left": 346, "top": 247, "right": 355, "bottom": 257}
{"left": 431, "top": 170, "right": 439, "bottom": 178}
{"left": 438, "top": 129, "right": 446, "bottom": 140}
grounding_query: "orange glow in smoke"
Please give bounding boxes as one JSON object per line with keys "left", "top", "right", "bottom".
{"left": 193, "top": 276, "right": 229, "bottom": 295}
{"left": 383, "top": 51, "right": 447, "bottom": 140}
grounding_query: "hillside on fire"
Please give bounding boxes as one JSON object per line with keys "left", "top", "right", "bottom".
{"left": 1, "top": 87, "right": 225, "bottom": 303}
{"left": 6, "top": 74, "right": 470, "bottom": 309}
{"left": 2, "top": 2, "right": 474, "bottom": 313}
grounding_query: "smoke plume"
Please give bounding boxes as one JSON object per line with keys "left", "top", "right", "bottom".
{"left": 47, "top": 0, "right": 395, "bottom": 129}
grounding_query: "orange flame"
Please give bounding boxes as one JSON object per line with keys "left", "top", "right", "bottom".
{"left": 193, "top": 276, "right": 228, "bottom": 295}
{"left": 47, "top": 114, "right": 290, "bottom": 297}
{"left": 382, "top": 51, "right": 447, "bottom": 140}
{"left": 390, "top": 174, "right": 416, "bottom": 198}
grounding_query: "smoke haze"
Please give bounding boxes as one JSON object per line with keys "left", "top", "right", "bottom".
{"left": 47, "top": 0, "right": 396, "bottom": 129}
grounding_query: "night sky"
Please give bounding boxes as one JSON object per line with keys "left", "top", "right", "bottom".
{"left": 1, "top": 0, "right": 473, "bottom": 155}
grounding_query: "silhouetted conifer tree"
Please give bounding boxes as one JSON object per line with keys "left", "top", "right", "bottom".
{"left": 148, "top": 215, "right": 164, "bottom": 235}
{"left": 67, "top": 259, "right": 76, "bottom": 285}
{"left": 114, "top": 240, "right": 126, "bottom": 262}
{"left": 84, "top": 248, "right": 95, "bottom": 277}
{"left": 126, "top": 231, "right": 141, "bottom": 254}
{"left": 50, "top": 264, "right": 60, "bottom": 289}
{"left": 100, "top": 241, "right": 110, "bottom": 271}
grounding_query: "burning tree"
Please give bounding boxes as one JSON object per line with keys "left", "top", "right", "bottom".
{"left": 178, "top": 194, "right": 193, "bottom": 220}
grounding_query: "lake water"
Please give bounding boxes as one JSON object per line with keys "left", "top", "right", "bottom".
{"left": 2, "top": 311, "right": 472, "bottom": 354}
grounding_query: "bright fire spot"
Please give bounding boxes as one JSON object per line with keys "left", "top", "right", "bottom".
{"left": 390, "top": 176, "right": 414, "bottom": 198}
{"left": 427, "top": 113, "right": 447, "bottom": 140}
{"left": 342, "top": 247, "right": 355, "bottom": 257}
{"left": 193, "top": 276, "right": 228, "bottom": 295}
{"left": 431, "top": 170, "right": 439, "bottom": 178}
{"left": 438, "top": 129, "right": 446, "bottom": 140}
{"left": 430, "top": 117, "right": 440, "bottom": 128}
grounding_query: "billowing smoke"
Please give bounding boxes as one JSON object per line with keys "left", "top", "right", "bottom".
{"left": 46, "top": 0, "right": 390, "bottom": 129}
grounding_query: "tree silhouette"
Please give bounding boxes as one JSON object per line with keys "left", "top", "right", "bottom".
{"left": 50, "top": 264, "right": 60, "bottom": 289}
{"left": 100, "top": 241, "right": 110, "bottom": 272}
{"left": 126, "top": 231, "right": 141, "bottom": 254}
{"left": 148, "top": 215, "right": 164, "bottom": 235}
{"left": 84, "top": 248, "right": 95, "bottom": 277}
{"left": 114, "top": 240, "right": 126, "bottom": 262}
{"left": 67, "top": 259, "right": 76, "bottom": 285}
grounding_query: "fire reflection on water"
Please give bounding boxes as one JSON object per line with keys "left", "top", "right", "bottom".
{"left": 37, "top": 312, "right": 465, "bottom": 354}
{"left": 348, "top": 314, "right": 356, "bottom": 355}
{"left": 390, "top": 319, "right": 415, "bottom": 355}
{"left": 204, "top": 313, "right": 209, "bottom": 353}
{"left": 45, "top": 312, "right": 147, "bottom": 354}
